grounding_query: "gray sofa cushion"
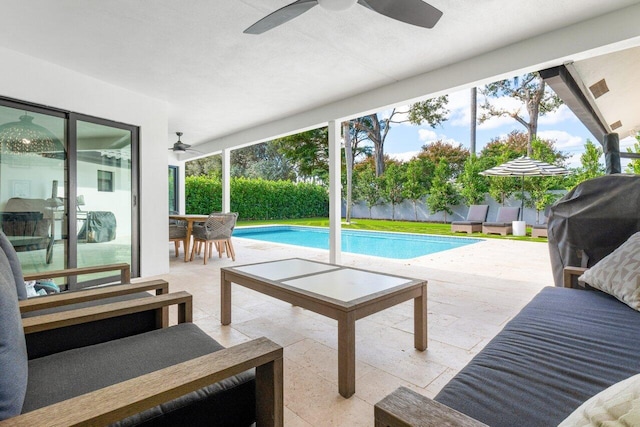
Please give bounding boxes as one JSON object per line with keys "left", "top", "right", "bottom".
{"left": 24, "top": 323, "right": 256, "bottom": 426}
{"left": 0, "top": 242, "right": 28, "bottom": 420}
{"left": 434, "top": 287, "right": 640, "bottom": 427}
{"left": 22, "top": 292, "right": 158, "bottom": 359}
{"left": 0, "top": 231, "right": 27, "bottom": 300}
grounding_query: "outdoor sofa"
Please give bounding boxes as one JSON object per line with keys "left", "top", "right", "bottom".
{"left": 0, "top": 230, "right": 283, "bottom": 426}
{"left": 375, "top": 231, "right": 640, "bottom": 426}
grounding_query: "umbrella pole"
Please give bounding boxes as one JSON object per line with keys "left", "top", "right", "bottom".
{"left": 520, "top": 175, "right": 524, "bottom": 221}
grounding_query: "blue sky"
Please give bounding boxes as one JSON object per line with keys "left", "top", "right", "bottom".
{"left": 378, "top": 87, "right": 635, "bottom": 169}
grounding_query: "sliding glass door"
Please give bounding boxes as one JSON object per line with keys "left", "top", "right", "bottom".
{"left": 0, "top": 102, "right": 67, "bottom": 275}
{"left": 73, "top": 117, "right": 136, "bottom": 285}
{"left": 0, "top": 98, "right": 139, "bottom": 289}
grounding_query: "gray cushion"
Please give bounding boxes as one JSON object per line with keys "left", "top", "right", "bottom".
{"left": 22, "top": 292, "right": 158, "bottom": 359}
{"left": 24, "top": 323, "right": 256, "bottom": 426}
{"left": 435, "top": 287, "right": 640, "bottom": 427}
{"left": 0, "top": 231, "right": 27, "bottom": 300}
{"left": 0, "top": 243, "right": 28, "bottom": 420}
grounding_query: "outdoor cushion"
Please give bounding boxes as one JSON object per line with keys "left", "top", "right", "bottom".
{"left": 0, "top": 231, "right": 27, "bottom": 300}
{"left": 22, "top": 292, "right": 157, "bottom": 359}
{"left": 558, "top": 373, "right": 640, "bottom": 426}
{"left": 0, "top": 243, "right": 28, "bottom": 420}
{"left": 579, "top": 231, "right": 640, "bottom": 311}
{"left": 24, "top": 322, "right": 256, "bottom": 426}
{"left": 434, "top": 286, "right": 640, "bottom": 427}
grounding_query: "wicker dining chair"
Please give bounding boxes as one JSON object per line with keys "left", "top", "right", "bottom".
{"left": 169, "top": 219, "right": 187, "bottom": 257}
{"left": 190, "top": 212, "right": 238, "bottom": 264}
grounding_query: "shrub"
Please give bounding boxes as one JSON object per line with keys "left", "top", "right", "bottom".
{"left": 185, "top": 176, "right": 328, "bottom": 220}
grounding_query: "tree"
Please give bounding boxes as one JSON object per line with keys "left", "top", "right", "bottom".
{"left": 524, "top": 139, "right": 566, "bottom": 223}
{"left": 427, "top": 160, "right": 459, "bottom": 222}
{"left": 481, "top": 130, "right": 528, "bottom": 162}
{"left": 480, "top": 72, "right": 562, "bottom": 156}
{"left": 354, "top": 165, "right": 381, "bottom": 218}
{"left": 417, "top": 140, "right": 469, "bottom": 178}
{"left": 343, "top": 122, "right": 370, "bottom": 224}
{"left": 625, "top": 133, "right": 640, "bottom": 174}
{"left": 566, "top": 139, "right": 604, "bottom": 188}
{"left": 381, "top": 162, "right": 405, "bottom": 220}
{"left": 186, "top": 154, "right": 222, "bottom": 178}
{"left": 353, "top": 96, "right": 448, "bottom": 176}
{"left": 480, "top": 132, "right": 527, "bottom": 204}
{"left": 272, "top": 128, "right": 329, "bottom": 182}
{"left": 457, "top": 155, "right": 489, "bottom": 205}
{"left": 231, "top": 142, "right": 296, "bottom": 181}
{"left": 403, "top": 157, "right": 435, "bottom": 220}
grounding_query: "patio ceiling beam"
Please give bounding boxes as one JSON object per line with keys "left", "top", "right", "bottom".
{"left": 540, "top": 64, "right": 608, "bottom": 143}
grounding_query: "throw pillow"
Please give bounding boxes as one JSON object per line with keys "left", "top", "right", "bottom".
{"left": 0, "top": 231, "right": 27, "bottom": 300}
{"left": 0, "top": 242, "right": 28, "bottom": 420}
{"left": 579, "top": 231, "right": 640, "bottom": 311}
{"left": 558, "top": 373, "right": 640, "bottom": 426}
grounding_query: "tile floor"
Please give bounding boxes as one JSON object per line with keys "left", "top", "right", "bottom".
{"left": 146, "top": 235, "right": 554, "bottom": 426}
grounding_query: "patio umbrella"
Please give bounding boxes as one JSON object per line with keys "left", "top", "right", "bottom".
{"left": 480, "top": 156, "right": 570, "bottom": 220}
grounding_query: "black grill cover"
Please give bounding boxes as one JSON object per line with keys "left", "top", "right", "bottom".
{"left": 548, "top": 174, "right": 640, "bottom": 286}
{"left": 78, "top": 211, "right": 117, "bottom": 243}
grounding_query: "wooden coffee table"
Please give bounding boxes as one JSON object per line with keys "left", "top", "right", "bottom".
{"left": 220, "top": 258, "right": 428, "bottom": 398}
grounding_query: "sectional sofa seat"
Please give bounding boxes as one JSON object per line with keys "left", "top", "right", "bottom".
{"left": 376, "top": 284, "right": 640, "bottom": 426}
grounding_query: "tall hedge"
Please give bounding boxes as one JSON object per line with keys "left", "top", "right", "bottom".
{"left": 185, "top": 176, "right": 329, "bottom": 220}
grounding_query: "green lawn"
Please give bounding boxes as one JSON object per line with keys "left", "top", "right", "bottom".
{"left": 237, "top": 217, "right": 548, "bottom": 242}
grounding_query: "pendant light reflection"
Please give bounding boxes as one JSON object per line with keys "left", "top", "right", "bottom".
{"left": 0, "top": 114, "right": 61, "bottom": 156}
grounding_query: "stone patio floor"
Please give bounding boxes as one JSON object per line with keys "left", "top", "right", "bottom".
{"left": 145, "top": 234, "right": 554, "bottom": 426}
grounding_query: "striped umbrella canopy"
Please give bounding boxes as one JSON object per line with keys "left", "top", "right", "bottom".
{"left": 480, "top": 156, "right": 570, "bottom": 220}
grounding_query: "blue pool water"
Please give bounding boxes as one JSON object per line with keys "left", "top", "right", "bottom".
{"left": 234, "top": 226, "right": 482, "bottom": 259}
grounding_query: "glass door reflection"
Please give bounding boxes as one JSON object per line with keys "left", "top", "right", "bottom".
{"left": 0, "top": 104, "right": 67, "bottom": 278}
{"left": 75, "top": 120, "right": 132, "bottom": 283}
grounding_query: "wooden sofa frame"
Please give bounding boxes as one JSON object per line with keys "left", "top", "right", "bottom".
{"left": 1, "top": 282, "right": 283, "bottom": 426}
{"left": 374, "top": 266, "right": 590, "bottom": 427}
{"left": 19, "top": 263, "right": 172, "bottom": 327}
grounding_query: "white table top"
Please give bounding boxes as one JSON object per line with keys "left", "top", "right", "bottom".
{"left": 232, "top": 258, "right": 413, "bottom": 302}
{"left": 232, "top": 258, "right": 339, "bottom": 281}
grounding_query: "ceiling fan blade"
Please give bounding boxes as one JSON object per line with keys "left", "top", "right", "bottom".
{"left": 357, "top": 0, "right": 442, "bottom": 29}
{"left": 244, "top": 0, "right": 318, "bottom": 34}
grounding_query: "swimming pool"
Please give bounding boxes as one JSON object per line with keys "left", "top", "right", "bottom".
{"left": 234, "top": 226, "right": 482, "bottom": 259}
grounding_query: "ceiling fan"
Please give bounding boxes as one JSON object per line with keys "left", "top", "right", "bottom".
{"left": 168, "top": 132, "right": 201, "bottom": 155}
{"left": 244, "top": 0, "right": 443, "bottom": 35}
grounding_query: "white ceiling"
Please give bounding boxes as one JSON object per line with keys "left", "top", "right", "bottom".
{"left": 0, "top": 0, "right": 639, "bottom": 155}
{"left": 572, "top": 45, "right": 640, "bottom": 139}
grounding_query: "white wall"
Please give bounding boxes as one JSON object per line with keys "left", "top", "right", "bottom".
{"left": 0, "top": 46, "right": 170, "bottom": 277}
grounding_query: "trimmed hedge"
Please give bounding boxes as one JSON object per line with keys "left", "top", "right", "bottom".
{"left": 185, "top": 176, "right": 329, "bottom": 220}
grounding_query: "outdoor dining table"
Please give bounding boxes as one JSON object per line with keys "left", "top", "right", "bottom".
{"left": 169, "top": 214, "right": 209, "bottom": 262}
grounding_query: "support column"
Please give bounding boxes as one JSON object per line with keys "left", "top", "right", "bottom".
{"left": 328, "top": 120, "right": 342, "bottom": 265}
{"left": 603, "top": 133, "right": 621, "bottom": 175}
{"left": 222, "top": 148, "right": 231, "bottom": 212}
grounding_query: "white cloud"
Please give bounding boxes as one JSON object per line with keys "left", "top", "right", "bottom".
{"left": 620, "top": 135, "right": 637, "bottom": 151}
{"left": 476, "top": 95, "right": 526, "bottom": 130}
{"left": 565, "top": 152, "right": 583, "bottom": 169}
{"left": 389, "top": 151, "right": 419, "bottom": 162}
{"left": 538, "top": 104, "right": 577, "bottom": 125}
{"left": 418, "top": 128, "right": 437, "bottom": 142}
{"left": 537, "top": 130, "right": 583, "bottom": 151}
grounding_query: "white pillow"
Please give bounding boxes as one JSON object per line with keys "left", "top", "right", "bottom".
{"left": 579, "top": 232, "right": 640, "bottom": 311}
{"left": 558, "top": 373, "right": 640, "bottom": 426}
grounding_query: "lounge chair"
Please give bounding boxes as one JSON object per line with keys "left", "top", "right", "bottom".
{"left": 531, "top": 206, "right": 551, "bottom": 238}
{"left": 482, "top": 207, "right": 520, "bottom": 236}
{"left": 451, "top": 205, "right": 489, "bottom": 233}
